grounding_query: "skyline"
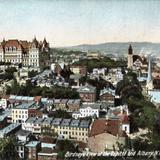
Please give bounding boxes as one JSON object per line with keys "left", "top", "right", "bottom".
{"left": 0, "top": 0, "right": 160, "bottom": 47}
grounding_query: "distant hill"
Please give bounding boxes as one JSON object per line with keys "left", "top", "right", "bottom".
{"left": 60, "top": 42, "right": 160, "bottom": 56}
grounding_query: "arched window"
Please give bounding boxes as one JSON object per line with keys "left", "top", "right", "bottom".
{"left": 13, "top": 46, "right": 17, "bottom": 51}
{"left": 5, "top": 47, "right": 8, "bottom": 52}
{"left": 9, "top": 47, "right": 12, "bottom": 52}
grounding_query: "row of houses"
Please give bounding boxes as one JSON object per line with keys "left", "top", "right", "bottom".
{"left": 22, "top": 117, "right": 90, "bottom": 143}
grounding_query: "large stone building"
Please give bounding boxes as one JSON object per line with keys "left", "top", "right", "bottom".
{"left": 0, "top": 37, "right": 50, "bottom": 68}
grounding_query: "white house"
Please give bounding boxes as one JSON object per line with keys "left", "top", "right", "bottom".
{"left": 93, "top": 68, "right": 107, "bottom": 76}
{"left": 12, "top": 102, "right": 36, "bottom": 123}
{"left": 0, "top": 98, "right": 8, "bottom": 109}
{"left": 72, "top": 103, "right": 100, "bottom": 119}
{"left": 22, "top": 117, "right": 37, "bottom": 131}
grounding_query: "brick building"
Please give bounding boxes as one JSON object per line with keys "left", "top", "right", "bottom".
{"left": 77, "top": 85, "right": 96, "bottom": 102}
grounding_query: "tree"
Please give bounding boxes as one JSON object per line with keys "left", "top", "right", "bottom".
{"left": 28, "top": 70, "right": 38, "bottom": 78}
{"left": 5, "top": 67, "right": 17, "bottom": 80}
{"left": 48, "top": 109, "right": 72, "bottom": 119}
{"left": 57, "top": 140, "right": 78, "bottom": 159}
{"left": 0, "top": 137, "right": 18, "bottom": 160}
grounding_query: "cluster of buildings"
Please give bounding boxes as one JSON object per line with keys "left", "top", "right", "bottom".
{"left": 1, "top": 42, "right": 160, "bottom": 160}
{"left": 127, "top": 45, "right": 160, "bottom": 107}
{"left": 0, "top": 81, "right": 130, "bottom": 159}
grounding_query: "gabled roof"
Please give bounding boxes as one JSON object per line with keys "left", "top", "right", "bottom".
{"left": 4, "top": 39, "right": 22, "bottom": 48}
{"left": 90, "top": 119, "right": 127, "bottom": 137}
{"left": 78, "top": 85, "right": 96, "bottom": 93}
{"left": 133, "top": 55, "right": 147, "bottom": 65}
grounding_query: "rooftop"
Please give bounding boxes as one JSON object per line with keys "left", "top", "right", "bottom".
{"left": 25, "top": 141, "right": 40, "bottom": 148}
{"left": 34, "top": 118, "right": 44, "bottom": 125}
{"left": 41, "top": 142, "right": 56, "bottom": 148}
{"left": 16, "top": 129, "right": 31, "bottom": 137}
{"left": 61, "top": 119, "right": 71, "bottom": 126}
{"left": 14, "top": 102, "right": 36, "bottom": 109}
{"left": 25, "top": 117, "right": 37, "bottom": 123}
{"left": 90, "top": 119, "right": 127, "bottom": 137}
{"left": 52, "top": 118, "right": 62, "bottom": 125}
{"left": 79, "top": 120, "right": 90, "bottom": 128}
{"left": 42, "top": 118, "right": 53, "bottom": 125}
{"left": 0, "top": 123, "right": 21, "bottom": 137}
{"left": 70, "top": 119, "right": 80, "bottom": 127}
{"left": 148, "top": 90, "right": 160, "bottom": 104}
{"left": 100, "top": 88, "right": 115, "bottom": 96}
{"left": 0, "top": 110, "right": 11, "bottom": 121}
{"left": 78, "top": 85, "right": 96, "bottom": 93}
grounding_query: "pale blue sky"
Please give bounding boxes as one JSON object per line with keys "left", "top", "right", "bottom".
{"left": 0, "top": 0, "right": 160, "bottom": 47}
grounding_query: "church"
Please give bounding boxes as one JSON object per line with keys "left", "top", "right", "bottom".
{"left": 127, "top": 45, "right": 154, "bottom": 90}
{"left": 0, "top": 37, "right": 50, "bottom": 68}
{"left": 127, "top": 44, "right": 148, "bottom": 71}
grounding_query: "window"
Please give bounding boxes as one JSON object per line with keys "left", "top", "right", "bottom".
{"left": 9, "top": 47, "right": 12, "bottom": 51}
{"left": 13, "top": 46, "right": 17, "bottom": 51}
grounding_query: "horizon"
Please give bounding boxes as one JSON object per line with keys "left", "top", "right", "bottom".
{"left": 1, "top": 0, "right": 160, "bottom": 47}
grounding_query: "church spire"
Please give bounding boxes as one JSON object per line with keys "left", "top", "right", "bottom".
{"left": 127, "top": 45, "right": 133, "bottom": 69}
{"left": 146, "top": 56, "right": 153, "bottom": 90}
{"left": 128, "top": 44, "right": 133, "bottom": 55}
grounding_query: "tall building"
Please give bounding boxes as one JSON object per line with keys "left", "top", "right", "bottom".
{"left": 0, "top": 37, "right": 50, "bottom": 68}
{"left": 127, "top": 44, "right": 133, "bottom": 69}
{"left": 146, "top": 57, "right": 153, "bottom": 90}
{"left": 127, "top": 45, "right": 148, "bottom": 71}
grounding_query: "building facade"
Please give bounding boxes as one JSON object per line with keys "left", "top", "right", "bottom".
{"left": 11, "top": 102, "right": 38, "bottom": 123}
{"left": 23, "top": 117, "right": 91, "bottom": 143}
{"left": 78, "top": 85, "right": 96, "bottom": 102}
{"left": 0, "top": 37, "right": 50, "bottom": 68}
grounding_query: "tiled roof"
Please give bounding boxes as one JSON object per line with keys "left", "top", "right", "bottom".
{"left": 90, "top": 119, "right": 127, "bottom": 137}
{"left": 4, "top": 40, "right": 22, "bottom": 48}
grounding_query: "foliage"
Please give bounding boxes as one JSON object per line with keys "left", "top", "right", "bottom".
{"left": 6, "top": 80, "right": 79, "bottom": 99}
{"left": 28, "top": 70, "right": 38, "bottom": 78}
{"left": 57, "top": 140, "right": 78, "bottom": 159}
{"left": 60, "top": 66, "right": 73, "bottom": 80}
{"left": 1, "top": 67, "right": 17, "bottom": 80}
{"left": 0, "top": 61, "right": 11, "bottom": 65}
{"left": 116, "top": 70, "right": 160, "bottom": 150}
{"left": 48, "top": 109, "right": 72, "bottom": 119}
{"left": 51, "top": 48, "right": 86, "bottom": 56}
{"left": 73, "top": 57, "right": 127, "bottom": 72}
{"left": 0, "top": 137, "right": 18, "bottom": 160}
{"left": 116, "top": 71, "right": 142, "bottom": 103}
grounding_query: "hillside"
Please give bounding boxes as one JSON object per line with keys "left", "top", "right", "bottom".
{"left": 59, "top": 42, "right": 160, "bottom": 56}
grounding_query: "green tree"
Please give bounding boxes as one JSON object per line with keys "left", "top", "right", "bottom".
{"left": 0, "top": 137, "right": 18, "bottom": 160}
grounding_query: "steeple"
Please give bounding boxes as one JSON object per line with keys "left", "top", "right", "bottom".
{"left": 43, "top": 37, "right": 47, "bottom": 44}
{"left": 32, "top": 35, "right": 38, "bottom": 47}
{"left": 127, "top": 45, "right": 133, "bottom": 69}
{"left": 146, "top": 56, "right": 153, "bottom": 90}
{"left": 128, "top": 44, "right": 133, "bottom": 55}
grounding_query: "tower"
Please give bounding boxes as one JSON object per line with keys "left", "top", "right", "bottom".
{"left": 146, "top": 56, "right": 153, "bottom": 90}
{"left": 127, "top": 45, "right": 133, "bottom": 69}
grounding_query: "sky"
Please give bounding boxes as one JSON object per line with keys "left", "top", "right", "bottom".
{"left": 0, "top": 0, "right": 160, "bottom": 47}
